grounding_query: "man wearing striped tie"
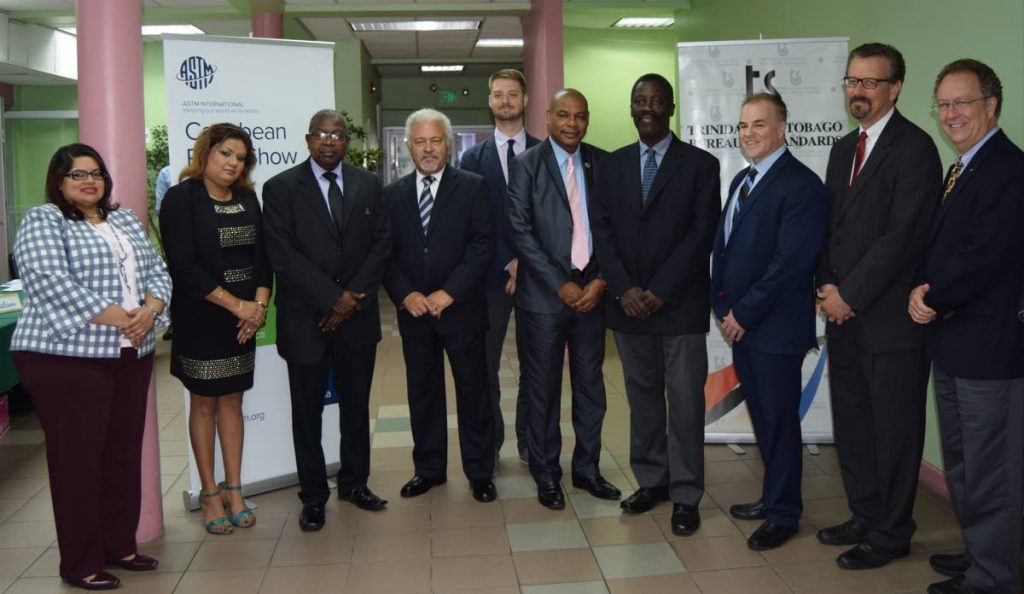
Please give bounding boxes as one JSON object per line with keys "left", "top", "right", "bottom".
{"left": 382, "top": 108, "right": 498, "bottom": 504}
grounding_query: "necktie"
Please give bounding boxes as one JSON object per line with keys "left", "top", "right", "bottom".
{"left": 641, "top": 148, "right": 658, "bottom": 206}
{"left": 737, "top": 167, "right": 758, "bottom": 210}
{"left": 419, "top": 176, "right": 435, "bottom": 233}
{"left": 942, "top": 159, "right": 963, "bottom": 203}
{"left": 505, "top": 138, "right": 516, "bottom": 182}
{"left": 848, "top": 130, "right": 868, "bottom": 191}
{"left": 322, "top": 171, "right": 345, "bottom": 234}
{"left": 566, "top": 156, "right": 589, "bottom": 271}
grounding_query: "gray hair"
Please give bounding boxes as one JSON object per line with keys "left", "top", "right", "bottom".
{"left": 404, "top": 108, "right": 452, "bottom": 146}
{"left": 308, "top": 109, "right": 346, "bottom": 133}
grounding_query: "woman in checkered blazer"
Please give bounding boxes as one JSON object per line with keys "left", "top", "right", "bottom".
{"left": 10, "top": 143, "right": 172, "bottom": 590}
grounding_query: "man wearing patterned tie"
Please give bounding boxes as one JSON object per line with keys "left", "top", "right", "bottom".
{"left": 382, "top": 108, "right": 498, "bottom": 503}
{"left": 590, "top": 74, "right": 720, "bottom": 535}
{"left": 814, "top": 43, "right": 942, "bottom": 569}
{"left": 507, "top": 89, "right": 621, "bottom": 509}
{"left": 909, "top": 59, "right": 1023, "bottom": 594}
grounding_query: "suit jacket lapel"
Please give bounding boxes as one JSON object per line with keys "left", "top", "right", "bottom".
{"left": 300, "top": 160, "right": 339, "bottom": 240}
{"left": 839, "top": 112, "right": 904, "bottom": 222}
{"left": 483, "top": 137, "right": 505, "bottom": 183}
{"left": 426, "top": 168, "right": 457, "bottom": 242}
{"left": 338, "top": 162, "right": 359, "bottom": 234}
{"left": 644, "top": 135, "right": 681, "bottom": 210}
{"left": 929, "top": 130, "right": 1004, "bottom": 241}
{"left": 541, "top": 143, "right": 571, "bottom": 208}
{"left": 732, "top": 152, "right": 792, "bottom": 234}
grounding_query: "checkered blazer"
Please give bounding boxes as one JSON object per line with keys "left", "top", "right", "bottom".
{"left": 11, "top": 204, "right": 172, "bottom": 358}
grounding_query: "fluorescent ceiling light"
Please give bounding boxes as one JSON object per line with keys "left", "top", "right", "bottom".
{"left": 476, "top": 38, "right": 524, "bottom": 48}
{"left": 58, "top": 24, "right": 205, "bottom": 36}
{"left": 612, "top": 17, "right": 674, "bottom": 28}
{"left": 421, "top": 65, "right": 465, "bottom": 72}
{"left": 351, "top": 20, "right": 480, "bottom": 32}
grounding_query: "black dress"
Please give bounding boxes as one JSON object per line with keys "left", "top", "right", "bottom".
{"left": 160, "top": 179, "right": 271, "bottom": 397}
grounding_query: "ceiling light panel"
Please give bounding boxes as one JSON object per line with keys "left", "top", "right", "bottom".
{"left": 612, "top": 17, "right": 674, "bottom": 28}
{"left": 350, "top": 20, "right": 480, "bottom": 32}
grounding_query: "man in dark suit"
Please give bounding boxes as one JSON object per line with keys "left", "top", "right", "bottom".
{"left": 815, "top": 43, "right": 942, "bottom": 568}
{"left": 909, "top": 60, "right": 1023, "bottom": 594}
{"left": 383, "top": 108, "right": 497, "bottom": 503}
{"left": 710, "top": 93, "right": 826, "bottom": 550}
{"left": 590, "top": 74, "right": 719, "bottom": 535}
{"left": 507, "top": 89, "right": 621, "bottom": 509}
{"left": 262, "top": 109, "right": 392, "bottom": 531}
{"left": 458, "top": 68, "right": 541, "bottom": 467}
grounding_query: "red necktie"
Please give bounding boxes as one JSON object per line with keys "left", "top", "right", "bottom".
{"left": 848, "top": 131, "right": 867, "bottom": 192}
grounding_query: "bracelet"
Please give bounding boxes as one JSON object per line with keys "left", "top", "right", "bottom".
{"left": 254, "top": 300, "right": 267, "bottom": 310}
{"left": 146, "top": 305, "right": 160, "bottom": 317}
{"left": 237, "top": 300, "right": 244, "bottom": 313}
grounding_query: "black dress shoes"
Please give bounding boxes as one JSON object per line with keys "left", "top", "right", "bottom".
{"left": 64, "top": 571, "right": 121, "bottom": 591}
{"left": 729, "top": 500, "right": 767, "bottom": 521}
{"left": 836, "top": 541, "right": 910, "bottom": 570}
{"left": 107, "top": 552, "right": 159, "bottom": 571}
{"left": 817, "top": 518, "right": 868, "bottom": 545}
{"left": 537, "top": 483, "right": 566, "bottom": 509}
{"left": 927, "top": 576, "right": 986, "bottom": 594}
{"left": 400, "top": 475, "right": 445, "bottom": 498}
{"left": 619, "top": 487, "right": 669, "bottom": 513}
{"left": 747, "top": 521, "right": 797, "bottom": 550}
{"left": 670, "top": 503, "right": 700, "bottom": 536}
{"left": 571, "top": 473, "right": 622, "bottom": 500}
{"left": 339, "top": 486, "right": 388, "bottom": 511}
{"left": 299, "top": 503, "right": 325, "bottom": 532}
{"left": 929, "top": 552, "right": 970, "bottom": 578}
{"left": 471, "top": 479, "right": 497, "bottom": 503}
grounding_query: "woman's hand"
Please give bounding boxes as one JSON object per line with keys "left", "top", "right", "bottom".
{"left": 121, "top": 306, "right": 155, "bottom": 346}
{"left": 235, "top": 300, "right": 264, "bottom": 325}
{"left": 236, "top": 319, "right": 260, "bottom": 344}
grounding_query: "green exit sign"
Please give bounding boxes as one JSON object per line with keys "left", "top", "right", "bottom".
{"left": 440, "top": 90, "right": 457, "bottom": 104}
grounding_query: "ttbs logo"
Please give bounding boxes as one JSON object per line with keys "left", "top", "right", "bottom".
{"left": 746, "top": 65, "right": 778, "bottom": 96}
{"left": 177, "top": 56, "right": 216, "bottom": 90}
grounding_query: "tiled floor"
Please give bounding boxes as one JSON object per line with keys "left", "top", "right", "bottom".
{"left": 0, "top": 299, "right": 966, "bottom": 593}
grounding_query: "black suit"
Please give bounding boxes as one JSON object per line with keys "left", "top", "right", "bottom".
{"left": 262, "top": 159, "right": 391, "bottom": 506}
{"left": 383, "top": 167, "right": 495, "bottom": 481}
{"left": 815, "top": 109, "right": 942, "bottom": 550}
{"left": 459, "top": 133, "right": 540, "bottom": 459}
{"left": 590, "top": 134, "right": 719, "bottom": 506}
{"left": 507, "top": 139, "right": 608, "bottom": 486}
{"left": 920, "top": 130, "right": 1023, "bottom": 592}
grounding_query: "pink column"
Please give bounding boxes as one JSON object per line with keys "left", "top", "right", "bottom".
{"left": 252, "top": 11, "right": 284, "bottom": 38}
{"left": 75, "top": 0, "right": 164, "bottom": 542}
{"left": 522, "top": 0, "right": 564, "bottom": 138}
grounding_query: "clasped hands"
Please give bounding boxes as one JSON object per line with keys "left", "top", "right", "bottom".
{"left": 236, "top": 300, "right": 267, "bottom": 343}
{"left": 618, "top": 287, "right": 665, "bottom": 319}
{"left": 817, "top": 283, "right": 856, "bottom": 325}
{"left": 557, "top": 279, "right": 605, "bottom": 313}
{"left": 319, "top": 290, "right": 367, "bottom": 332}
{"left": 402, "top": 289, "right": 454, "bottom": 319}
{"left": 119, "top": 306, "right": 156, "bottom": 348}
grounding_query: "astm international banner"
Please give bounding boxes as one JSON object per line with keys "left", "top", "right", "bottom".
{"left": 163, "top": 34, "right": 337, "bottom": 508}
{"left": 677, "top": 37, "right": 849, "bottom": 442}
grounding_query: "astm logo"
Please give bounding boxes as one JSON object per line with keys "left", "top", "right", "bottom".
{"left": 177, "top": 56, "right": 216, "bottom": 90}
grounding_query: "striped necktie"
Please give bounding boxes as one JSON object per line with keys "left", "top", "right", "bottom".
{"left": 737, "top": 168, "right": 758, "bottom": 210}
{"left": 641, "top": 148, "right": 658, "bottom": 206}
{"left": 419, "top": 176, "right": 435, "bottom": 232}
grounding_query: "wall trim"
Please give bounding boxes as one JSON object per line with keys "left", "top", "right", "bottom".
{"left": 919, "top": 460, "right": 950, "bottom": 502}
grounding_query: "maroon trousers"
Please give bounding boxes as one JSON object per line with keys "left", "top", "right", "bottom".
{"left": 13, "top": 349, "right": 153, "bottom": 581}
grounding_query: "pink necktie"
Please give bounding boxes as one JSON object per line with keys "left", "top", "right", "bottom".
{"left": 566, "top": 155, "right": 589, "bottom": 271}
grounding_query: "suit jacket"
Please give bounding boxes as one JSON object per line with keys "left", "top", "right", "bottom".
{"left": 262, "top": 159, "right": 391, "bottom": 364}
{"left": 921, "top": 130, "right": 1024, "bottom": 379}
{"left": 507, "top": 140, "right": 607, "bottom": 314}
{"left": 815, "top": 109, "right": 942, "bottom": 352}
{"left": 591, "top": 133, "right": 721, "bottom": 335}
{"left": 711, "top": 150, "right": 827, "bottom": 354}
{"left": 382, "top": 166, "right": 493, "bottom": 337}
{"left": 459, "top": 133, "right": 541, "bottom": 289}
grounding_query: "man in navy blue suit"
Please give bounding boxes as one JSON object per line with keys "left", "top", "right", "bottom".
{"left": 710, "top": 93, "right": 826, "bottom": 550}
{"left": 459, "top": 69, "right": 541, "bottom": 467}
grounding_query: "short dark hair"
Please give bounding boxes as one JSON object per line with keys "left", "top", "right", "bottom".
{"left": 632, "top": 73, "right": 675, "bottom": 104}
{"left": 308, "top": 109, "right": 348, "bottom": 134}
{"left": 743, "top": 92, "right": 788, "bottom": 122}
{"left": 179, "top": 123, "right": 257, "bottom": 191}
{"left": 45, "top": 143, "right": 118, "bottom": 221}
{"left": 935, "top": 58, "right": 1003, "bottom": 117}
{"left": 848, "top": 42, "right": 906, "bottom": 82}
{"left": 489, "top": 69, "right": 527, "bottom": 93}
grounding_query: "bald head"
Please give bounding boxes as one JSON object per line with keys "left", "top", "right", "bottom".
{"left": 546, "top": 89, "right": 590, "bottom": 153}
{"left": 549, "top": 88, "right": 588, "bottom": 111}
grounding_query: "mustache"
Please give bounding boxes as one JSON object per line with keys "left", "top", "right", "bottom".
{"left": 849, "top": 95, "right": 870, "bottom": 104}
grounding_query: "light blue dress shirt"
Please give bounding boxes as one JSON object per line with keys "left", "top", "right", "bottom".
{"left": 724, "top": 145, "right": 788, "bottom": 242}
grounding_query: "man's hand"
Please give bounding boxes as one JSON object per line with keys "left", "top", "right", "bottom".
{"left": 908, "top": 283, "right": 936, "bottom": 324}
{"left": 619, "top": 287, "right": 648, "bottom": 318}
{"left": 332, "top": 290, "right": 366, "bottom": 321}
{"left": 573, "top": 279, "right": 606, "bottom": 313}
{"left": 505, "top": 259, "right": 518, "bottom": 296}
{"left": 557, "top": 281, "right": 584, "bottom": 307}
{"left": 818, "top": 283, "right": 855, "bottom": 325}
{"left": 426, "top": 290, "right": 455, "bottom": 318}
{"left": 720, "top": 310, "right": 745, "bottom": 344}
{"left": 402, "top": 291, "right": 431, "bottom": 318}
{"left": 319, "top": 311, "right": 345, "bottom": 332}
{"left": 641, "top": 290, "right": 665, "bottom": 316}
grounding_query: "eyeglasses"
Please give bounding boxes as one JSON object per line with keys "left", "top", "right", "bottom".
{"left": 64, "top": 169, "right": 105, "bottom": 181}
{"left": 932, "top": 96, "right": 992, "bottom": 113}
{"left": 842, "top": 77, "right": 896, "bottom": 89}
{"left": 308, "top": 130, "right": 349, "bottom": 142}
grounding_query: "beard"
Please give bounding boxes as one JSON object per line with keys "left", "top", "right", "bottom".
{"left": 848, "top": 96, "right": 872, "bottom": 119}
{"left": 493, "top": 107, "right": 524, "bottom": 122}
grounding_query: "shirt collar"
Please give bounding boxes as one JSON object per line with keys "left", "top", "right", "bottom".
{"left": 959, "top": 126, "right": 1000, "bottom": 168}
{"left": 860, "top": 106, "right": 896, "bottom": 138}
{"left": 309, "top": 158, "right": 342, "bottom": 182}
{"left": 548, "top": 138, "right": 578, "bottom": 168}
{"left": 416, "top": 166, "right": 445, "bottom": 189}
{"left": 639, "top": 132, "right": 672, "bottom": 156}
{"left": 494, "top": 127, "right": 527, "bottom": 147}
{"left": 750, "top": 145, "right": 787, "bottom": 177}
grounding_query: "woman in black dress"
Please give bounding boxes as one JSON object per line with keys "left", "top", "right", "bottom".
{"left": 160, "top": 124, "right": 271, "bottom": 534}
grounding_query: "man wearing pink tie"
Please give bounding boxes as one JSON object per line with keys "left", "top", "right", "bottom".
{"left": 507, "top": 89, "right": 621, "bottom": 509}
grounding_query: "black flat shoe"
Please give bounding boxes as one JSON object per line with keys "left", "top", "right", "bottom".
{"left": 927, "top": 576, "right": 987, "bottom": 594}
{"left": 299, "top": 503, "right": 325, "bottom": 532}
{"left": 836, "top": 541, "right": 910, "bottom": 570}
{"left": 619, "top": 487, "right": 669, "bottom": 514}
{"left": 107, "top": 552, "right": 159, "bottom": 571}
{"left": 817, "top": 518, "right": 868, "bottom": 545}
{"left": 729, "top": 500, "right": 767, "bottom": 521}
{"left": 571, "top": 473, "right": 621, "bottom": 500}
{"left": 63, "top": 571, "right": 120, "bottom": 590}
{"left": 400, "top": 475, "right": 445, "bottom": 498}
{"left": 339, "top": 486, "right": 388, "bottom": 511}
{"left": 471, "top": 479, "right": 497, "bottom": 503}
{"left": 537, "top": 483, "right": 565, "bottom": 509}
{"left": 929, "top": 552, "right": 970, "bottom": 578}
{"left": 670, "top": 503, "right": 700, "bottom": 536}
{"left": 747, "top": 521, "right": 797, "bottom": 550}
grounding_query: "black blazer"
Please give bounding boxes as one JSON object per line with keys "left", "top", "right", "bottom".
{"left": 921, "top": 130, "right": 1024, "bottom": 379}
{"left": 591, "top": 133, "right": 721, "bottom": 335}
{"left": 459, "top": 133, "right": 541, "bottom": 289}
{"left": 382, "top": 166, "right": 494, "bottom": 337}
{"left": 711, "top": 150, "right": 827, "bottom": 354}
{"left": 507, "top": 140, "right": 607, "bottom": 315}
{"left": 159, "top": 177, "right": 272, "bottom": 315}
{"left": 815, "top": 109, "right": 942, "bottom": 352}
{"left": 262, "top": 159, "right": 391, "bottom": 364}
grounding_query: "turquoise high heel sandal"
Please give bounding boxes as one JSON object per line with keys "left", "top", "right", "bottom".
{"left": 199, "top": 488, "right": 234, "bottom": 535}
{"left": 219, "top": 482, "right": 257, "bottom": 528}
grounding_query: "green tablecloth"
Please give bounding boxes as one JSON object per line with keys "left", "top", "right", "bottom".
{"left": 0, "top": 293, "right": 22, "bottom": 393}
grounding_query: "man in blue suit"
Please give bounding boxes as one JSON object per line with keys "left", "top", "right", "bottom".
{"left": 710, "top": 93, "right": 827, "bottom": 550}
{"left": 459, "top": 69, "right": 541, "bottom": 466}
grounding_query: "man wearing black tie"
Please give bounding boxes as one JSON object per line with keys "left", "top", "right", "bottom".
{"left": 815, "top": 43, "right": 942, "bottom": 569}
{"left": 263, "top": 109, "right": 392, "bottom": 531}
{"left": 383, "top": 108, "right": 497, "bottom": 503}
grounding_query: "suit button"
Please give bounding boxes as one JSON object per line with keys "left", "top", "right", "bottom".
{"left": 424, "top": 247, "right": 429, "bottom": 254}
